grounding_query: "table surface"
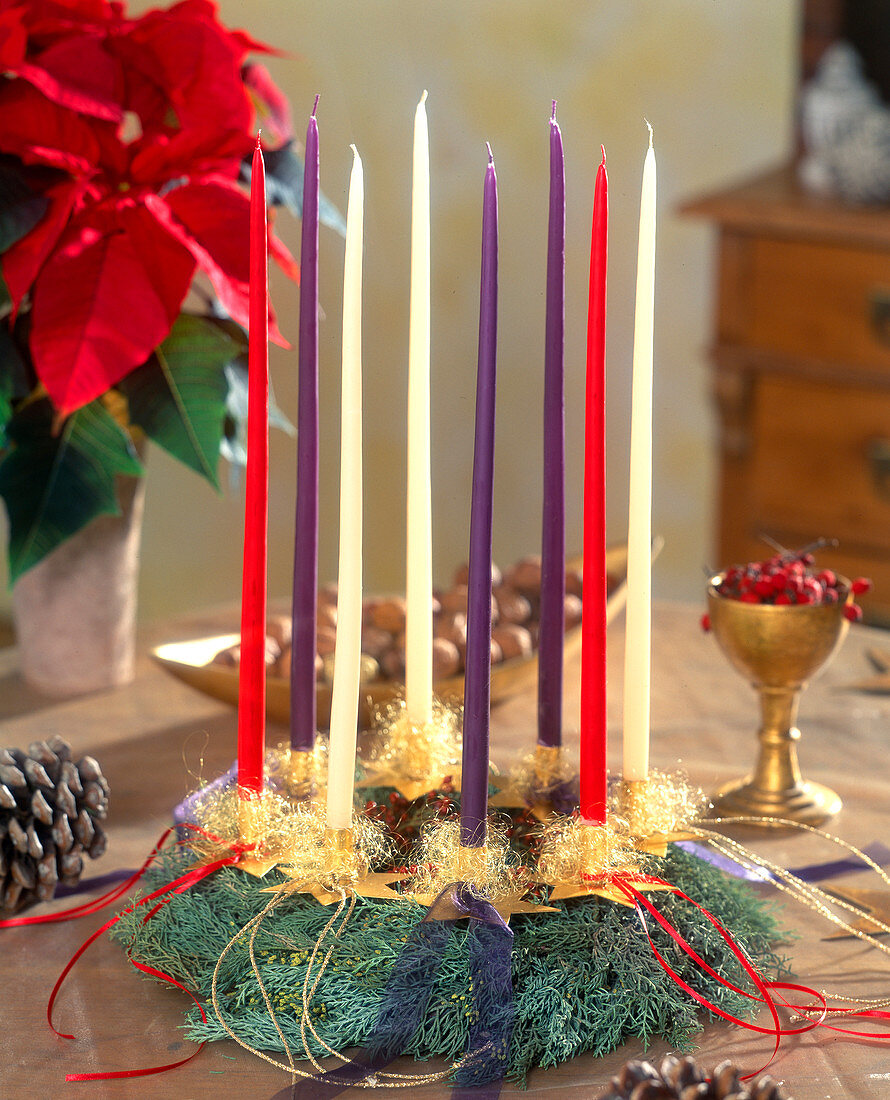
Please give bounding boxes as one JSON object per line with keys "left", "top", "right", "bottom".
{"left": 3, "top": 602, "right": 890, "bottom": 1099}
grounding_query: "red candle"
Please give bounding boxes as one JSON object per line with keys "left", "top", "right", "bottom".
{"left": 237, "top": 135, "right": 269, "bottom": 797}
{"left": 579, "top": 147, "right": 608, "bottom": 824}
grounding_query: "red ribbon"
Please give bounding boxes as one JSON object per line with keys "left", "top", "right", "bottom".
{"left": 1, "top": 825, "right": 251, "bottom": 1083}
{"left": 606, "top": 871, "right": 890, "bottom": 1078}
{"left": 58, "top": 847, "right": 247, "bottom": 1081}
{"left": 65, "top": 955, "right": 208, "bottom": 1081}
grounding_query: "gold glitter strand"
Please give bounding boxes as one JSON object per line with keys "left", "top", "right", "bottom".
{"left": 408, "top": 817, "right": 530, "bottom": 901}
{"left": 208, "top": 886, "right": 448, "bottom": 1090}
{"left": 299, "top": 888, "right": 354, "bottom": 1072}
{"left": 210, "top": 886, "right": 316, "bottom": 1079}
{"left": 358, "top": 696, "right": 463, "bottom": 799}
{"left": 247, "top": 889, "right": 296, "bottom": 1076}
{"left": 537, "top": 814, "right": 642, "bottom": 883}
{"left": 691, "top": 819, "right": 890, "bottom": 1014}
{"left": 611, "top": 770, "right": 710, "bottom": 839}
{"left": 710, "top": 817, "right": 890, "bottom": 886}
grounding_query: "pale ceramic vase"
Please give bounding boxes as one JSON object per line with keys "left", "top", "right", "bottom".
{"left": 11, "top": 470, "right": 146, "bottom": 695}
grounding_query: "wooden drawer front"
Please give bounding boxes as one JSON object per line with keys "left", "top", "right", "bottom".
{"left": 746, "top": 236, "right": 890, "bottom": 372}
{"left": 748, "top": 375, "right": 890, "bottom": 552}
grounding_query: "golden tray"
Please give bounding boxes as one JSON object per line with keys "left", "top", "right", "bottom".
{"left": 152, "top": 544, "right": 637, "bottom": 729}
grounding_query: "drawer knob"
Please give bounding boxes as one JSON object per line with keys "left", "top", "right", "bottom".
{"left": 870, "top": 287, "right": 890, "bottom": 346}
{"left": 868, "top": 437, "right": 890, "bottom": 499}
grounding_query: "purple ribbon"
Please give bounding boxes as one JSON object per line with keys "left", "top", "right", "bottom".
{"left": 276, "top": 884, "right": 514, "bottom": 1100}
{"left": 54, "top": 868, "right": 136, "bottom": 899}
{"left": 534, "top": 774, "right": 579, "bottom": 817}
{"left": 787, "top": 841, "right": 890, "bottom": 882}
{"left": 676, "top": 842, "right": 772, "bottom": 883}
{"left": 678, "top": 840, "right": 890, "bottom": 884}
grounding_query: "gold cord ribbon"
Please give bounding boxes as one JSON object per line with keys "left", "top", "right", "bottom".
{"left": 210, "top": 883, "right": 455, "bottom": 1089}
{"left": 692, "top": 818, "right": 890, "bottom": 1015}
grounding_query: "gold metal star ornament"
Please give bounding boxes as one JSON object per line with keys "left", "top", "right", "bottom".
{"left": 265, "top": 870, "right": 408, "bottom": 906}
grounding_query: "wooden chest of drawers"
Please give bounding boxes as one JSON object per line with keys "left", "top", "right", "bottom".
{"left": 685, "top": 167, "right": 890, "bottom": 622}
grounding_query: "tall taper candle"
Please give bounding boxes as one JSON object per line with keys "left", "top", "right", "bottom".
{"left": 460, "top": 144, "right": 498, "bottom": 849}
{"left": 537, "top": 101, "right": 566, "bottom": 751}
{"left": 406, "top": 90, "right": 433, "bottom": 728}
{"left": 622, "top": 124, "right": 656, "bottom": 782}
{"left": 238, "top": 135, "right": 269, "bottom": 796}
{"left": 326, "top": 146, "right": 364, "bottom": 831}
{"left": 580, "top": 146, "right": 608, "bottom": 823}
{"left": 290, "top": 96, "right": 320, "bottom": 753}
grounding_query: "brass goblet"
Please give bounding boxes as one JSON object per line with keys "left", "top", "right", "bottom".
{"left": 707, "top": 575, "right": 851, "bottom": 825}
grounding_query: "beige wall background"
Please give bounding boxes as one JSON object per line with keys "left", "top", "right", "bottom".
{"left": 0, "top": 1, "right": 800, "bottom": 624}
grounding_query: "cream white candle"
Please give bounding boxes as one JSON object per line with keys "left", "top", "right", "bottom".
{"left": 406, "top": 91, "right": 433, "bottom": 727}
{"left": 622, "top": 123, "right": 656, "bottom": 782}
{"left": 327, "top": 146, "right": 364, "bottom": 831}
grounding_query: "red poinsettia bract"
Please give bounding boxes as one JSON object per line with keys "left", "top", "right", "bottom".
{"left": 0, "top": 0, "right": 295, "bottom": 414}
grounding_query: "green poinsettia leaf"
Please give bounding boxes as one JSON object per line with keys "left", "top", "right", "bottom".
{"left": 220, "top": 357, "right": 295, "bottom": 485}
{"left": 0, "top": 397, "right": 143, "bottom": 583}
{"left": 0, "top": 160, "right": 50, "bottom": 253}
{"left": 0, "top": 271, "right": 11, "bottom": 315}
{"left": 119, "top": 313, "right": 248, "bottom": 490}
{"left": 319, "top": 189, "right": 347, "bottom": 237}
{"left": 0, "top": 326, "right": 28, "bottom": 445}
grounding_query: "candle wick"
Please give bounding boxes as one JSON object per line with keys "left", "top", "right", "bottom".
{"left": 644, "top": 118, "right": 653, "bottom": 147}
{"left": 551, "top": 99, "right": 557, "bottom": 122}
{"left": 485, "top": 141, "right": 493, "bottom": 165}
{"left": 600, "top": 144, "right": 607, "bottom": 166}
{"left": 312, "top": 94, "right": 319, "bottom": 118}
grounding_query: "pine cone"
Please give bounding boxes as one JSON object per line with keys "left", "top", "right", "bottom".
{"left": 0, "top": 737, "right": 109, "bottom": 915}
{"left": 597, "top": 1056, "right": 792, "bottom": 1100}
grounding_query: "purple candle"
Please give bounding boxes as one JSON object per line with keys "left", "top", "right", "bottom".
{"left": 290, "top": 96, "right": 320, "bottom": 752}
{"left": 537, "top": 101, "right": 565, "bottom": 750}
{"left": 460, "top": 144, "right": 498, "bottom": 849}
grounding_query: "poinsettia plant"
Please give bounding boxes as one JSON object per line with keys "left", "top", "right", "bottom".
{"left": 0, "top": 0, "right": 342, "bottom": 583}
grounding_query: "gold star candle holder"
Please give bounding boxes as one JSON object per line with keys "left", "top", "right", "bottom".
{"left": 407, "top": 818, "right": 556, "bottom": 921}
{"left": 268, "top": 813, "right": 405, "bottom": 905}
{"left": 190, "top": 786, "right": 299, "bottom": 878}
{"left": 267, "top": 742, "right": 328, "bottom": 802}
{"left": 357, "top": 697, "right": 462, "bottom": 800}
{"left": 612, "top": 772, "right": 708, "bottom": 856}
{"left": 489, "top": 743, "right": 578, "bottom": 820}
{"left": 181, "top": 782, "right": 396, "bottom": 893}
{"left": 536, "top": 814, "right": 673, "bottom": 906}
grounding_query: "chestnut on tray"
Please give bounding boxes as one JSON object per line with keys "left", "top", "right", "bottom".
{"left": 152, "top": 546, "right": 629, "bottom": 729}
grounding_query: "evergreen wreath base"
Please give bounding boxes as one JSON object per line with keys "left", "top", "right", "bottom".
{"left": 112, "top": 843, "right": 787, "bottom": 1086}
